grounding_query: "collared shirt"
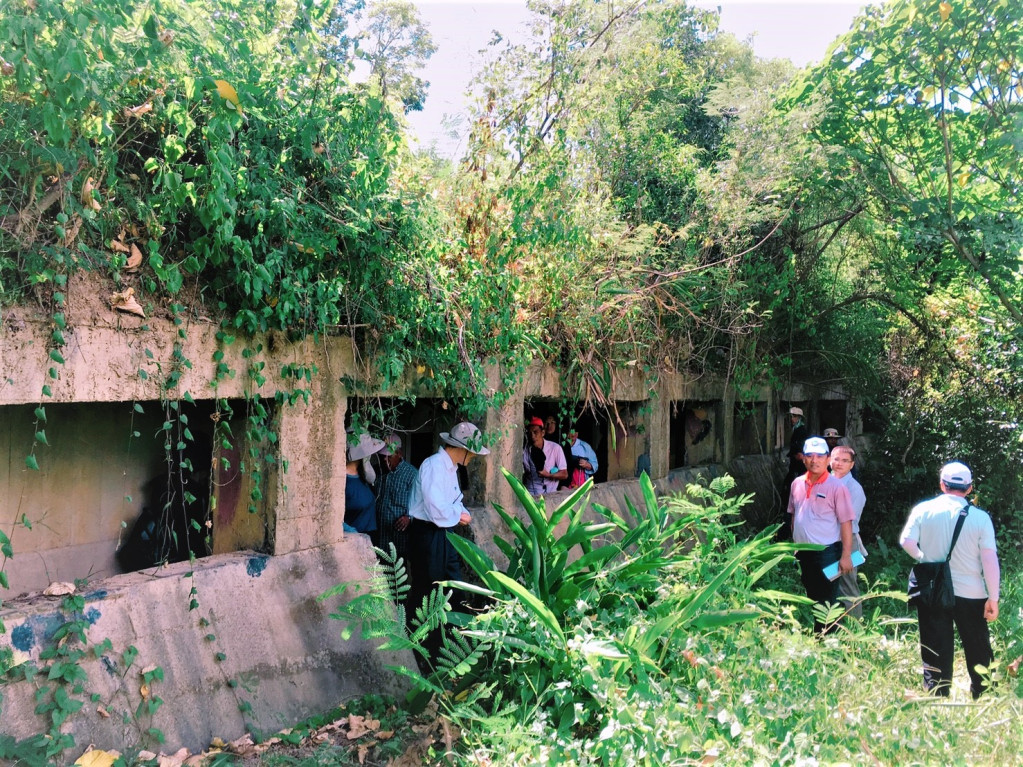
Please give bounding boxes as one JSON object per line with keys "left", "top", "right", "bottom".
{"left": 408, "top": 447, "right": 468, "bottom": 528}
{"left": 375, "top": 459, "right": 418, "bottom": 553}
{"left": 834, "top": 473, "right": 866, "bottom": 533}
{"left": 522, "top": 439, "right": 568, "bottom": 496}
{"left": 570, "top": 438, "right": 599, "bottom": 477}
{"left": 900, "top": 494, "right": 996, "bottom": 599}
{"left": 788, "top": 472, "right": 855, "bottom": 545}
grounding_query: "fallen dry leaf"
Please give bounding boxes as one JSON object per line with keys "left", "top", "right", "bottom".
{"left": 228, "top": 734, "right": 255, "bottom": 755}
{"left": 126, "top": 243, "right": 144, "bottom": 271}
{"left": 1008, "top": 655, "right": 1021, "bottom": 677}
{"left": 73, "top": 748, "right": 120, "bottom": 767}
{"left": 110, "top": 287, "right": 146, "bottom": 318}
{"left": 96, "top": 704, "right": 110, "bottom": 719}
{"left": 357, "top": 742, "right": 372, "bottom": 764}
{"left": 346, "top": 714, "right": 380, "bottom": 740}
{"left": 209, "top": 738, "right": 227, "bottom": 749}
{"left": 81, "top": 176, "right": 101, "bottom": 211}
{"left": 157, "top": 749, "right": 189, "bottom": 767}
{"left": 376, "top": 729, "right": 394, "bottom": 740}
{"left": 44, "top": 581, "right": 77, "bottom": 596}
{"left": 140, "top": 682, "right": 150, "bottom": 699}
{"left": 138, "top": 752, "right": 157, "bottom": 761}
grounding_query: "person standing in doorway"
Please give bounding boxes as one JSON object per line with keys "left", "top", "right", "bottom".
{"left": 523, "top": 416, "right": 568, "bottom": 497}
{"left": 375, "top": 434, "right": 418, "bottom": 563}
{"left": 565, "top": 428, "right": 599, "bottom": 488}
{"left": 784, "top": 407, "right": 809, "bottom": 488}
{"left": 345, "top": 432, "right": 386, "bottom": 541}
{"left": 900, "top": 462, "right": 1000, "bottom": 699}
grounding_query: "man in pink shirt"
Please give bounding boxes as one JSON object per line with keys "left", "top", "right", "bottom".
{"left": 788, "top": 437, "right": 856, "bottom": 633}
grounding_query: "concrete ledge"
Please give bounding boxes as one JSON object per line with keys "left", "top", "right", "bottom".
{"left": 0, "top": 538, "right": 413, "bottom": 754}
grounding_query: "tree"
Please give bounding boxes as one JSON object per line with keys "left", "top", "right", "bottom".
{"left": 357, "top": 0, "right": 437, "bottom": 112}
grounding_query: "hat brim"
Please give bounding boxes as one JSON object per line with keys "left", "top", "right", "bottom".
{"left": 348, "top": 436, "right": 386, "bottom": 461}
{"left": 441, "top": 432, "right": 491, "bottom": 455}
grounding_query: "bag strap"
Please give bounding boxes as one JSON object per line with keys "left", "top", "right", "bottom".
{"left": 944, "top": 504, "right": 971, "bottom": 562}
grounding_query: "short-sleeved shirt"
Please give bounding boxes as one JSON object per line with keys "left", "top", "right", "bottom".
{"left": 522, "top": 440, "right": 568, "bottom": 496}
{"left": 408, "top": 447, "right": 468, "bottom": 528}
{"left": 788, "top": 472, "right": 855, "bottom": 545}
{"left": 834, "top": 474, "right": 866, "bottom": 533}
{"left": 900, "top": 494, "right": 996, "bottom": 599}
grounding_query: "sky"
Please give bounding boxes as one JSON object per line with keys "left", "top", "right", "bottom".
{"left": 407, "top": 0, "right": 867, "bottom": 158}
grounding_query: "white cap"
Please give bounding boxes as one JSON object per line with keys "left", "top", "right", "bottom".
{"left": 940, "top": 461, "right": 972, "bottom": 487}
{"left": 789, "top": 407, "right": 804, "bottom": 416}
{"left": 803, "top": 437, "right": 830, "bottom": 455}
{"left": 823, "top": 428, "right": 841, "bottom": 438}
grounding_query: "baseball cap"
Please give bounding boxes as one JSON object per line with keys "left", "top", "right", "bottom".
{"left": 527, "top": 417, "right": 545, "bottom": 429}
{"left": 788, "top": 407, "right": 804, "bottom": 416}
{"left": 940, "top": 461, "right": 972, "bottom": 487}
{"left": 823, "top": 428, "right": 841, "bottom": 438}
{"left": 803, "top": 437, "right": 830, "bottom": 455}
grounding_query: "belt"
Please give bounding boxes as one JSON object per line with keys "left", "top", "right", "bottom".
{"left": 410, "top": 518, "right": 449, "bottom": 532}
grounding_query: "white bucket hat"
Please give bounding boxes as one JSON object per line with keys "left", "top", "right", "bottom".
{"left": 347, "top": 432, "right": 386, "bottom": 462}
{"left": 441, "top": 422, "right": 490, "bottom": 455}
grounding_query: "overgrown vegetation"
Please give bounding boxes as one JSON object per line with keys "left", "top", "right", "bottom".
{"left": 327, "top": 473, "right": 1022, "bottom": 765}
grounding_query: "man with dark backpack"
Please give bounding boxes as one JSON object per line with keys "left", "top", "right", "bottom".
{"left": 900, "top": 462, "right": 1000, "bottom": 699}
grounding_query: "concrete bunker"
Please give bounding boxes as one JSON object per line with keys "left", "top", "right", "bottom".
{"left": 0, "top": 397, "right": 272, "bottom": 596}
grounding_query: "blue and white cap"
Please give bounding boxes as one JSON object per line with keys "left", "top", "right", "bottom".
{"left": 940, "top": 461, "right": 972, "bottom": 487}
{"left": 802, "top": 437, "right": 830, "bottom": 455}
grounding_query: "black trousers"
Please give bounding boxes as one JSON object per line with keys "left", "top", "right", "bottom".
{"left": 918, "top": 596, "right": 993, "bottom": 699}
{"left": 795, "top": 542, "right": 841, "bottom": 633}
{"left": 407, "top": 519, "right": 464, "bottom": 662}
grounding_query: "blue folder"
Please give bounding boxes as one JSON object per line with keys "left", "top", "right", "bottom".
{"left": 822, "top": 550, "right": 866, "bottom": 581}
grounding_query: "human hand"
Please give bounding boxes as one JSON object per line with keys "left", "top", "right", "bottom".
{"left": 838, "top": 555, "right": 854, "bottom": 575}
{"left": 459, "top": 511, "right": 471, "bottom": 526}
{"left": 984, "top": 599, "right": 999, "bottom": 622}
{"left": 579, "top": 460, "right": 591, "bottom": 470}
{"left": 394, "top": 515, "right": 411, "bottom": 532}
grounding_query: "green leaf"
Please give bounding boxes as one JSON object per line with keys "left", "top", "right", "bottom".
{"left": 25, "top": 454, "right": 39, "bottom": 471}
{"left": 49, "top": 350, "right": 64, "bottom": 365}
{"left": 488, "top": 571, "right": 566, "bottom": 648}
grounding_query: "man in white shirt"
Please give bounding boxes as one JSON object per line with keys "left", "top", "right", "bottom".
{"left": 829, "top": 446, "right": 866, "bottom": 618}
{"left": 407, "top": 422, "right": 490, "bottom": 645}
{"left": 900, "top": 461, "right": 1000, "bottom": 699}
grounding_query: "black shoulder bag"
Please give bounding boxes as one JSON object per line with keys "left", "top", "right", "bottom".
{"left": 907, "top": 505, "right": 969, "bottom": 610}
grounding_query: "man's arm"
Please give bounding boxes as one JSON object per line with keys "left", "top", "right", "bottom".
{"left": 839, "top": 520, "right": 854, "bottom": 574}
{"left": 981, "top": 547, "right": 1000, "bottom": 621}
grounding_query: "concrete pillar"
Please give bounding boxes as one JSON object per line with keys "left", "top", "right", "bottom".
{"left": 722, "top": 384, "right": 736, "bottom": 465}
{"left": 645, "top": 383, "right": 671, "bottom": 479}
{"left": 272, "top": 347, "right": 348, "bottom": 554}
{"left": 480, "top": 373, "right": 526, "bottom": 515}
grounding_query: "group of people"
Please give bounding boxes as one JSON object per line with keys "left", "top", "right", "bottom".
{"left": 522, "top": 414, "right": 599, "bottom": 498}
{"left": 785, "top": 406, "right": 1000, "bottom": 699}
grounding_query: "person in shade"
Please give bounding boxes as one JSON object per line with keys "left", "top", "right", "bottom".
{"left": 784, "top": 406, "right": 809, "bottom": 488}
{"left": 375, "top": 434, "right": 418, "bottom": 562}
{"left": 522, "top": 416, "right": 568, "bottom": 497}
{"left": 344, "top": 432, "right": 386, "bottom": 541}
{"left": 565, "top": 428, "right": 598, "bottom": 488}
{"left": 900, "top": 461, "right": 1000, "bottom": 699}
{"left": 788, "top": 436, "right": 855, "bottom": 633}
{"left": 407, "top": 422, "right": 490, "bottom": 658}
{"left": 829, "top": 446, "right": 867, "bottom": 618}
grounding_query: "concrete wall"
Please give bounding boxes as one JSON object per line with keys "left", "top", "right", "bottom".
{"left": 1, "top": 289, "right": 844, "bottom": 754}
{"left": 0, "top": 541, "right": 411, "bottom": 753}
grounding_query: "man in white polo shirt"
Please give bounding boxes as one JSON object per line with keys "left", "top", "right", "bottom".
{"left": 900, "top": 461, "right": 1000, "bottom": 699}
{"left": 788, "top": 436, "right": 855, "bottom": 633}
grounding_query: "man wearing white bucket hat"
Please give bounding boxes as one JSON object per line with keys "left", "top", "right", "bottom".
{"left": 407, "top": 422, "right": 490, "bottom": 641}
